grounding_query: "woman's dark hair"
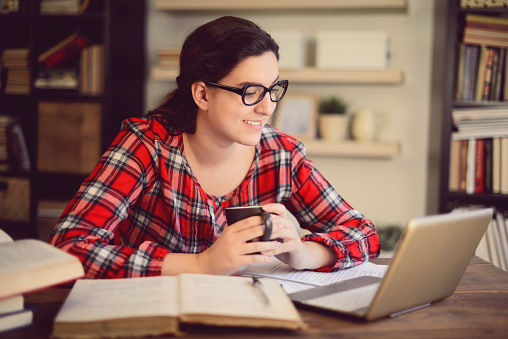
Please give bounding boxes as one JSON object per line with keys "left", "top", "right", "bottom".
{"left": 147, "top": 16, "right": 279, "bottom": 135}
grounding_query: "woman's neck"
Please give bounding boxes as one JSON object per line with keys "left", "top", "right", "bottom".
{"left": 182, "top": 132, "right": 256, "bottom": 197}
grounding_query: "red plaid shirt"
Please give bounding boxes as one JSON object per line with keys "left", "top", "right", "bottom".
{"left": 49, "top": 117, "right": 380, "bottom": 279}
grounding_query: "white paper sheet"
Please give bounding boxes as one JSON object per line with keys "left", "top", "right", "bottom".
{"left": 243, "top": 259, "right": 388, "bottom": 294}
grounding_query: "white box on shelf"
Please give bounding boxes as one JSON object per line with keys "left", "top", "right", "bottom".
{"left": 316, "top": 31, "right": 390, "bottom": 70}
{"left": 271, "top": 31, "right": 306, "bottom": 70}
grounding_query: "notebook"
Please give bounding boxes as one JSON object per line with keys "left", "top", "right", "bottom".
{"left": 288, "top": 208, "right": 493, "bottom": 321}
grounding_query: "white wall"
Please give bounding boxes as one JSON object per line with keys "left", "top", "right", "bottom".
{"left": 145, "top": 1, "right": 436, "bottom": 228}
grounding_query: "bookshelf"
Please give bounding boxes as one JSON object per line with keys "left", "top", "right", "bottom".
{"left": 438, "top": 0, "right": 508, "bottom": 214}
{"left": 437, "top": 1, "right": 508, "bottom": 271}
{"left": 0, "top": 1, "right": 145, "bottom": 239}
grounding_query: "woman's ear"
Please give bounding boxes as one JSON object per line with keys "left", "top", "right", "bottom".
{"left": 191, "top": 82, "right": 209, "bottom": 111}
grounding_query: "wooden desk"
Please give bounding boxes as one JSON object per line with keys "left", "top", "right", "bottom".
{"left": 3, "top": 257, "right": 508, "bottom": 338}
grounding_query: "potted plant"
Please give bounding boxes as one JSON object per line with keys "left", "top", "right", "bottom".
{"left": 318, "top": 95, "right": 350, "bottom": 142}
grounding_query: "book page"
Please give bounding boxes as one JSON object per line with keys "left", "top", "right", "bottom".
{"left": 243, "top": 258, "right": 388, "bottom": 290}
{"left": 0, "top": 240, "right": 74, "bottom": 273}
{"left": 1, "top": 239, "right": 84, "bottom": 299}
{"left": 0, "top": 229, "right": 13, "bottom": 243}
{"left": 178, "top": 274, "right": 299, "bottom": 322}
{"left": 55, "top": 276, "right": 179, "bottom": 323}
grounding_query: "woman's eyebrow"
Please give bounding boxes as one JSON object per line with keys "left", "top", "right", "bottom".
{"left": 237, "top": 76, "right": 280, "bottom": 88}
{"left": 271, "top": 75, "right": 280, "bottom": 86}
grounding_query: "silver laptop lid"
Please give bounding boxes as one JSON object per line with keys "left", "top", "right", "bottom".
{"left": 366, "top": 208, "right": 493, "bottom": 320}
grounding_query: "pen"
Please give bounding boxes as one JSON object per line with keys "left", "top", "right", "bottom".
{"left": 252, "top": 277, "right": 270, "bottom": 306}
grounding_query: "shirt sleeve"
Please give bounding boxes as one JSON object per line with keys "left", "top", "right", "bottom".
{"left": 287, "top": 143, "right": 381, "bottom": 272}
{"left": 48, "top": 124, "right": 170, "bottom": 279}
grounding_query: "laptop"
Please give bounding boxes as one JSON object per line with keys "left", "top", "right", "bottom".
{"left": 288, "top": 208, "right": 493, "bottom": 321}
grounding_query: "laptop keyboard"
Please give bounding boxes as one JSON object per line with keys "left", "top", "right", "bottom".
{"left": 304, "top": 282, "right": 381, "bottom": 313}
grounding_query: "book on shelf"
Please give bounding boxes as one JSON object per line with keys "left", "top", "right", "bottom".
{"left": 455, "top": 14, "right": 508, "bottom": 102}
{"left": 491, "top": 48, "right": 503, "bottom": 101}
{"left": 449, "top": 139, "right": 461, "bottom": 191}
{"left": 502, "top": 137, "right": 508, "bottom": 194}
{"left": 80, "top": 44, "right": 104, "bottom": 95}
{"left": 452, "top": 107, "right": 508, "bottom": 140}
{"left": 474, "top": 138, "right": 485, "bottom": 193}
{"left": 455, "top": 206, "right": 507, "bottom": 272}
{"left": 459, "top": 139, "right": 469, "bottom": 192}
{"left": 495, "top": 211, "right": 508, "bottom": 271}
{"left": 466, "top": 138, "right": 476, "bottom": 194}
{"left": 34, "top": 68, "right": 79, "bottom": 90}
{"left": 463, "top": 24, "right": 508, "bottom": 49}
{"left": 484, "top": 138, "right": 494, "bottom": 193}
{"left": 461, "top": 0, "right": 508, "bottom": 9}
{"left": 449, "top": 112, "right": 508, "bottom": 194}
{"left": 455, "top": 44, "right": 480, "bottom": 101}
{"left": 39, "top": 0, "right": 95, "bottom": 15}
{"left": 0, "top": 0, "right": 20, "bottom": 14}
{"left": 38, "top": 33, "right": 88, "bottom": 69}
{"left": 482, "top": 48, "right": 496, "bottom": 101}
{"left": 0, "top": 228, "right": 85, "bottom": 301}
{"left": 1, "top": 48, "right": 30, "bottom": 95}
{"left": 0, "top": 116, "right": 30, "bottom": 174}
{"left": 6, "top": 123, "right": 31, "bottom": 174}
{"left": 474, "top": 46, "right": 488, "bottom": 101}
{"left": 465, "top": 13, "right": 508, "bottom": 30}
{"left": 52, "top": 274, "right": 304, "bottom": 338}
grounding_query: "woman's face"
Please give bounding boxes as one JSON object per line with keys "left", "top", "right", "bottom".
{"left": 201, "top": 51, "right": 280, "bottom": 147}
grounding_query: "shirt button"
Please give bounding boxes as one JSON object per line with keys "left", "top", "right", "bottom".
{"left": 215, "top": 201, "right": 220, "bottom": 207}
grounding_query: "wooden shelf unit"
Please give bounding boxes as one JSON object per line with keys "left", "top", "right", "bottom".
{"left": 304, "top": 140, "right": 399, "bottom": 158}
{"left": 152, "top": 1, "right": 404, "bottom": 160}
{"left": 155, "top": 0, "right": 407, "bottom": 11}
{"left": 152, "top": 66, "right": 403, "bottom": 85}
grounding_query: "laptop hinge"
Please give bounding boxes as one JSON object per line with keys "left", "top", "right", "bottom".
{"left": 390, "top": 303, "right": 431, "bottom": 318}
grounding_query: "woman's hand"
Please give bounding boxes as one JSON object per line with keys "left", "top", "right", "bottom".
{"left": 196, "top": 215, "right": 281, "bottom": 275}
{"left": 261, "top": 203, "right": 336, "bottom": 270}
{"left": 260, "top": 203, "right": 306, "bottom": 268}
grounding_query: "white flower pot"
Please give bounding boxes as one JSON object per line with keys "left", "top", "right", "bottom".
{"left": 318, "top": 114, "right": 349, "bottom": 142}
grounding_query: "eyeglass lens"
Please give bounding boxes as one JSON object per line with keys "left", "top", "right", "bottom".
{"left": 244, "top": 83, "right": 286, "bottom": 105}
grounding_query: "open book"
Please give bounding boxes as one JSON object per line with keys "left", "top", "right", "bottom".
{"left": 52, "top": 274, "right": 304, "bottom": 338}
{"left": 0, "top": 229, "right": 85, "bottom": 300}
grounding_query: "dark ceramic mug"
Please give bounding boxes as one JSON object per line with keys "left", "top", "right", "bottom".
{"left": 225, "top": 206, "right": 273, "bottom": 241}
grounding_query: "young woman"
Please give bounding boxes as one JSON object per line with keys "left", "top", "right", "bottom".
{"left": 49, "top": 16, "right": 380, "bottom": 279}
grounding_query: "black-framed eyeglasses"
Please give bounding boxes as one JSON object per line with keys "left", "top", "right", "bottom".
{"left": 205, "top": 80, "right": 289, "bottom": 106}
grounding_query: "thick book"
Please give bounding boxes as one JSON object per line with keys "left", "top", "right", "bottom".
{"left": 465, "top": 13, "right": 508, "bottom": 30}
{"left": 484, "top": 138, "right": 494, "bottom": 193}
{"left": 501, "top": 137, "right": 508, "bottom": 194}
{"left": 449, "top": 139, "right": 461, "bottom": 191}
{"left": 474, "top": 138, "right": 485, "bottom": 193}
{"left": 0, "top": 229, "right": 85, "bottom": 300}
{"left": 52, "top": 274, "right": 304, "bottom": 338}
{"left": 38, "top": 34, "right": 88, "bottom": 68}
{"left": 475, "top": 46, "right": 488, "bottom": 101}
{"left": 459, "top": 139, "right": 469, "bottom": 192}
{"left": 6, "top": 123, "right": 31, "bottom": 173}
{"left": 0, "top": 308, "right": 33, "bottom": 334}
{"left": 0, "top": 295, "right": 23, "bottom": 315}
